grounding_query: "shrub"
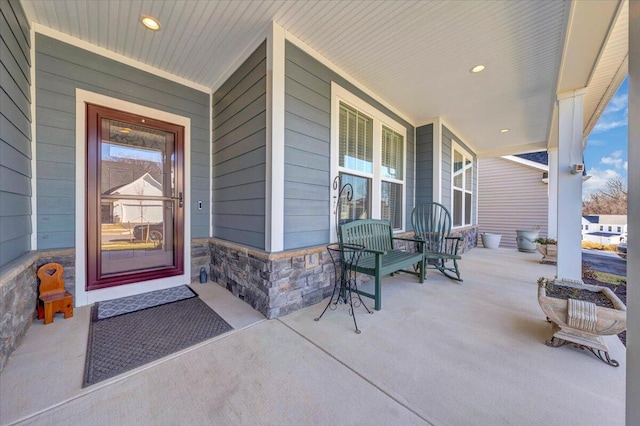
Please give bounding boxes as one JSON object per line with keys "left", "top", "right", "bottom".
{"left": 535, "top": 238, "right": 557, "bottom": 245}
{"left": 582, "top": 241, "right": 604, "bottom": 250}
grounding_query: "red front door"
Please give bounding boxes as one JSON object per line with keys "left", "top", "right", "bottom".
{"left": 86, "top": 104, "right": 185, "bottom": 290}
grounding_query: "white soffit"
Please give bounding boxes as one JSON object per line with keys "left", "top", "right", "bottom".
{"left": 583, "top": 0, "right": 628, "bottom": 138}
{"left": 21, "top": 0, "right": 615, "bottom": 155}
{"left": 547, "top": 0, "right": 624, "bottom": 149}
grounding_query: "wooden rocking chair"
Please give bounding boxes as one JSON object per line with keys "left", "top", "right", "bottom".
{"left": 411, "top": 203, "right": 463, "bottom": 281}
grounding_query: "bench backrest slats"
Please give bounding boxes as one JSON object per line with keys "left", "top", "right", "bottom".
{"left": 411, "top": 203, "right": 452, "bottom": 253}
{"left": 339, "top": 219, "right": 393, "bottom": 256}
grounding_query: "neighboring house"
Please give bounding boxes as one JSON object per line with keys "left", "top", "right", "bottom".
{"left": 477, "top": 152, "right": 548, "bottom": 249}
{"left": 582, "top": 215, "right": 627, "bottom": 245}
{"left": 105, "top": 173, "right": 164, "bottom": 224}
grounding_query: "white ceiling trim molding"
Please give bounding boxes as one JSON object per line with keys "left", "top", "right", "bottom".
{"left": 477, "top": 141, "right": 548, "bottom": 159}
{"left": 33, "top": 24, "right": 211, "bottom": 94}
{"left": 282, "top": 27, "right": 416, "bottom": 127}
{"left": 501, "top": 155, "right": 549, "bottom": 172}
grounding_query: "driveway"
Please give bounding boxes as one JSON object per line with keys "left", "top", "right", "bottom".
{"left": 582, "top": 249, "right": 627, "bottom": 276}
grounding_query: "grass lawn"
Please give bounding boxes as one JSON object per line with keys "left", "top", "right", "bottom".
{"left": 593, "top": 271, "right": 626, "bottom": 286}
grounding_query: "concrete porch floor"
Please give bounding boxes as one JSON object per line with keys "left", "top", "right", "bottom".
{"left": 0, "top": 248, "right": 625, "bottom": 425}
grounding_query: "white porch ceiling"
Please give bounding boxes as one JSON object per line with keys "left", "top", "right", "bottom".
{"left": 20, "top": 0, "right": 625, "bottom": 155}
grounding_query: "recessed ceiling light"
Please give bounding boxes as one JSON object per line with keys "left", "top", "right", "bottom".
{"left": 500, "top": 128, "right": 510, "bottom": 133}
{"left": 470, "top": 65, "right": 486, "bottom": 73}
{"left": 140, "top": 15, "right": 161, "bottom": 31}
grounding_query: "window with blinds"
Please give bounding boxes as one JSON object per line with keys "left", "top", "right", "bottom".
{"left": 452, "top": 145, "right": 473, "bottom": 227}
{"left": 381, "top": 126, "right": 403, "bottom": 228}
{"left": 336, "top": 100, "right": 405, "bottom": 230}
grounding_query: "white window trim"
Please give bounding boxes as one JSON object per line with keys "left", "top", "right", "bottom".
{"left": 451, "top": 141, "right": 474, "bottom": 229}
{"left": 330, "top": 82, "right": 407, "bottom": 242}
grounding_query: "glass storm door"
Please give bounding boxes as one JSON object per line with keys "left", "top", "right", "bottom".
{"left": 86, "top": 104, "right": 184, "bottom": 291}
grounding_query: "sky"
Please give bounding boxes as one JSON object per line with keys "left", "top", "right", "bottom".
{"left": 583, "top": 77, "right": 628, "bottom": 198}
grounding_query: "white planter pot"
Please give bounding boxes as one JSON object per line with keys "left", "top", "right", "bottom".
{"left": 480, "top": 233, "right": 501, "bottom": 249}
{"left": 516, "top": 230, "right": 539, "bottom": 252}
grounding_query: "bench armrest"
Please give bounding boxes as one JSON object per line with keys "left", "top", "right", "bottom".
{"left": 445, "top": 236, "right": 463, "bottom": 241}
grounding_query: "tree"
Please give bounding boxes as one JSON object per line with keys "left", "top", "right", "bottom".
{"left": 582, "top": 178, "right": 627, "bottom": 215}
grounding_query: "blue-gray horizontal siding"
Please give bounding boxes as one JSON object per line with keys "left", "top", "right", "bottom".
{"left": 34, "top": 34, "right": 210, "bottom": 249}
{"left": 212, "top": 42, "right": 266, "bottom": 250}
{"left": 284, "top": 41, "right": 416, "bottom": 250}
{"left": 0, "top": 0, "right": 31, "bottom": 268}
{"left": 442, "top": 126, "right": 477, "bottom": 225}
{"left": 415, "top": 124, "right": 434, "bottom": 207}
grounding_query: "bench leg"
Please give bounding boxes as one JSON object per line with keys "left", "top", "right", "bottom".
{"left": 374, "top": 274, "right": 382, "bottom": 311}
{"left": 419, "top": 258, "right": 425, "bottom": 283}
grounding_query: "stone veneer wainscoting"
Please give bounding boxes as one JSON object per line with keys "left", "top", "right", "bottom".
{"left": 451, "top": 226, "right": 478, "bottom": 254}
{"left": 210, "top": 239, "right": 335, "bottom": 319}
{"left": 0, "top": 253, "right": 39, "bottom": 371}
{"left": 209, "top": 233, "right": 424, "bottom": 319}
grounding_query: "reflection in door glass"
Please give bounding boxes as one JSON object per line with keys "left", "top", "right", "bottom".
{"left": 99, "top": 119, "right": 175, "bottom": 275}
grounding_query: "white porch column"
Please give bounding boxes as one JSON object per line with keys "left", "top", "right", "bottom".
{"left": 432, "top": 117, "right": 443, "bottom": 204}
{"left": 547, "top": 147, "right": 558, "bottom": 239}
{"left": 265, "top": 22, "right": 285, "bottom": 252}
{"left": 627, "top": 0, "right": 639, "bottom": 422}
{"left": 555, "top": 89, "right": 586, "bottom": 282}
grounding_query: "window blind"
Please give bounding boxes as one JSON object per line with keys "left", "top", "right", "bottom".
{"left": 381, "top": 126, "right": 403, "bottom": 180}
{"left": 339, "top": 103, "right": 373, "bottom": 173}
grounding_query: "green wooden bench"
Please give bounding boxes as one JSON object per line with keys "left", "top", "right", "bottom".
{"left": 339, "top": 219, "right": 425, "bottom": 310}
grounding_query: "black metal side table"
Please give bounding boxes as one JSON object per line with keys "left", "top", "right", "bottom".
{"left": 315, "top": 243, "right": 373, "bottom": 333}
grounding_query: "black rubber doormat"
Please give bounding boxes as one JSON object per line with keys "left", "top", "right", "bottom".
{"left": 83, "top": 297, "right": 233, "bottom": 387}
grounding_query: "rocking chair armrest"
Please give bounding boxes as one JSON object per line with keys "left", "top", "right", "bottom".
{"left": 444, "top": 236, "right": 462, "bottom": 255}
